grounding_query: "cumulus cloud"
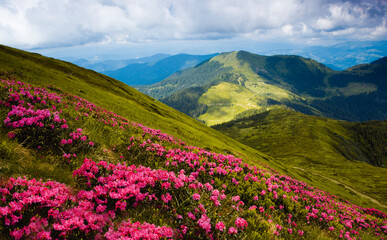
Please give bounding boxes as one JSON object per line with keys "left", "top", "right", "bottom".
{"left": 0, "top": 0, "right": 386, "bottom": 48}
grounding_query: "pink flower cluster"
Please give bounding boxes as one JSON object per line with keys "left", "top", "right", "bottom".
{"left": 73, "top": 158, "right": 189, "bottom": 207}
{"left": 105, "top": 220, "right": 174, "bottom": 239}
{"left": 0, "top": 177, "right": 76, "bottom": 239}
{"left": 4, "top": 104, "right": 52, "bottom": 128}
{"left": 0, "top": 162, "right": 178, "bottom": 239}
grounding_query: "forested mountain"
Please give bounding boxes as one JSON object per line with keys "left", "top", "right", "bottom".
{"left": 138, "top": 51, "right": 387, "bottom": 124}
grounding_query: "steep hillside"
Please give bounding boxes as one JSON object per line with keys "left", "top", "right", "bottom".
{"left": 104, "top": 53, "right": 217, "bottom": 85}
{"left": 139, "top": 51, "right": 387, "bottom": 124}
{"left": 213, "top": 108, "right": 387, "bottom": 211}
{"left": 0, "top": 45, "right": 264, "bottom": 162}
{"left": 0, "top": 46, "right": 386, "bottom": 239}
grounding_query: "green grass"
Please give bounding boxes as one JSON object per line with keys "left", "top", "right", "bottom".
{"left": 198, "top": 82, "right": 261, "bottom": 125}
{"left": 338, "top": 82, "right": 377, "bottom": 97}
{"left": 214, "top": 108, "right": 387, "bottom": 212}
{"left": 195, "top": 77, "right": 304, "bottom": 126}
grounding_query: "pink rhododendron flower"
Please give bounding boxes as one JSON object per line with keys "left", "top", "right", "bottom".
{"left": 231, "top": 195, "right": 240, "bottom": 202}
{"left": 192, "top": 193, "right": 201, "bottom": 201}
{"left": 212, "top": 189, "right": 219, "bottom": 196}
{"left": 161, "top": 193, "right": 172, "bottom": 204}
{"left": 187, "top": 212, "right": 196, "bottom": 220}
{"left": 197, "top": 214, "right": 211, "bottom": 233}
{"left": 216, "top": 221, "right": 225, "bottom": 231}
{"left": 228, "top": 227, "right": 238, "bottom": 234}
{"left": 235, "top": 217, "right": 248, "bottom": 229}
{"left": 7, "top": 132, "right": 16, "bottom": 139}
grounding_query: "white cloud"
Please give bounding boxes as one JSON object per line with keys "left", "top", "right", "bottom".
{"left": 0, "top": 0, "right": 385, "bottom": 49}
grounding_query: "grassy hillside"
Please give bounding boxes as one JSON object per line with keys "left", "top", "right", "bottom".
{"left": 0, "top": 46, "right": 386, "bottom": 239}
{"left": 213, "top": 108, "right": 387, "bottom": 211}
{"left": 0, "top": 45, "right": 270, "bottom": 165}
{"left": 141, "top": 51, "right": 387, "bottom": 123}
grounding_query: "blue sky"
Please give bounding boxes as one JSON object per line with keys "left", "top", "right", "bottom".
{"left": 0, "top": 0, "right": 386, "bottom": 60}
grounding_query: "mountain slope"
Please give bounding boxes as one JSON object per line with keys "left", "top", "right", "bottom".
{"left": 140, "top": 51, "right": 387, "bottom": 124}
{"left": 0, "top": 45, "right": 271, "bottom": 165}
{"left": 213, "top": 108, "right": 387, "bottom": 210}
{"left": 103, "top": 53, "right": 218, "bottom": 85}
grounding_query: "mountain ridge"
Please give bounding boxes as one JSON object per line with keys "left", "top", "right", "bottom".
{"left": 139, "top": 50, "right": 387, "bottom": 124}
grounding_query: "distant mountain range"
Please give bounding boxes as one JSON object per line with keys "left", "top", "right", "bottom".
{"left": 73, "top": 53, "right": 170, "bottom": 72}
{"left": 102, "top": 53, "right": 218, "bottom": 85}
{"left": 68, "top": 41, "right": 386, "bottom": 87}
{"left": 71, "top": 53, "right": 217, "bottom": 86}
{"left": 137, "top": 51, "right": 387, "bottom": 124}
{"left": 262, "top": 40, "right": 387, "bottom": 70}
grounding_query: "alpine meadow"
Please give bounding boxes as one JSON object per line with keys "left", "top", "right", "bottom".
{"left": 0, "top": 41, "right": 386, "bottom": 240}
